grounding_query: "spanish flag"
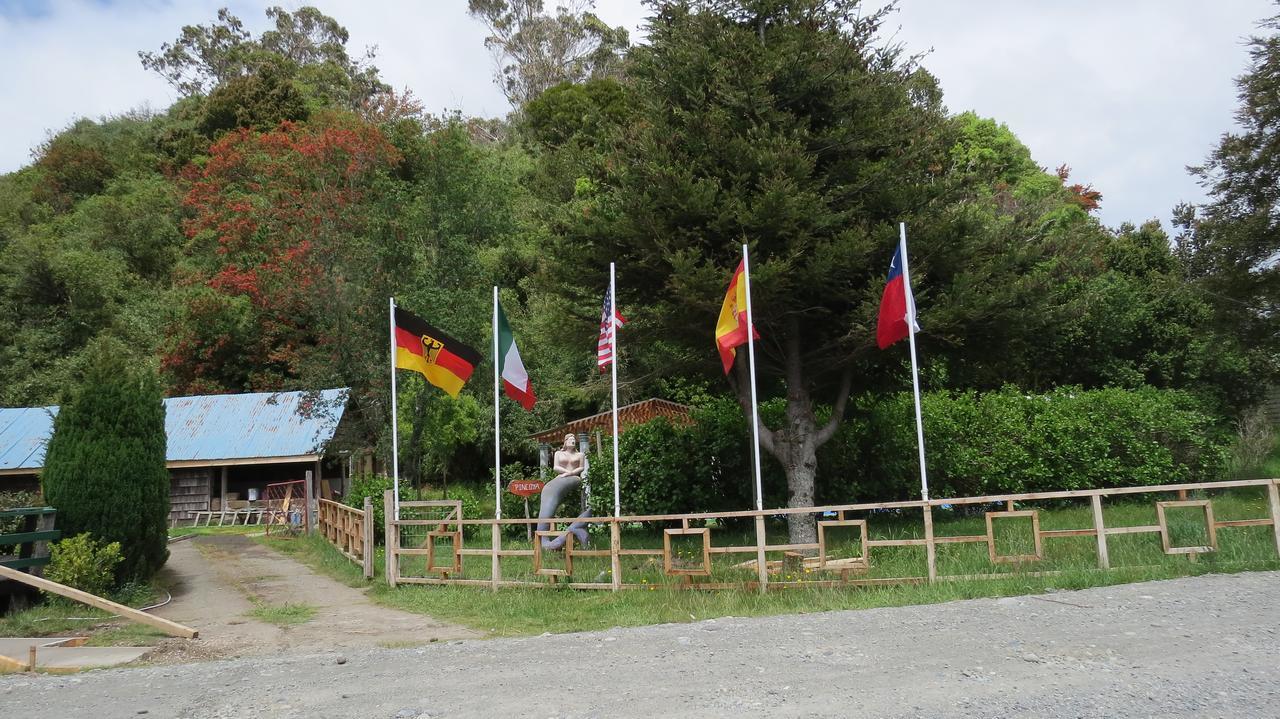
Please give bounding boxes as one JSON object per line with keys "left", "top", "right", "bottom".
{"left": 393, "top": 307, "right": 481, "bottom": 398}
{"left": 715, "top": 260, "right": 760, "bottom": 374}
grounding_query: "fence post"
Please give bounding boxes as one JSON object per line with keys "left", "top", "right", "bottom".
{"left": 362, "top": 496, "right": 375, "bottom": 579}
{"left": 923, "top": 504, "right": 937, "bottom": 583}
{"left": 32, "top": 509, "right": 55, "bottom": 578}
{"left": 610, "top": 520, "right": 622, "bottom": 592}
{"left": 754, "top": 514, "right": 768, "bottom": 594}
{"left": 383, "top": 489, "right": 398, "bottom": 588}
{"left": 1267, "top": 480, "right": 1280, "bottom": 559}
{"left": 491, "top": 522, "right": 501, "bottom": 592}
{"left": 304, "top": 470, "right": 315, "bottom": 534}
{"left": 1091, "top": 493, "right": 1110, "bottom": 570}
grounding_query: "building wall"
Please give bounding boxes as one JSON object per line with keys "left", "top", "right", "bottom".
{"left": 169, "top": 468, "right": 212, "bottom": 525}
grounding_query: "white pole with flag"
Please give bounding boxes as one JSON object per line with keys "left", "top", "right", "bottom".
{"left": 492, "top": 286, "right": 502, "bottom": 521}
{"left": 609, "top": 263, "right": 621, "bottom": 518}
{"left": 741, "top": 244, "right": 767, "bottom": 594}
{"left": 899, "top": 223, "right": 930, "bottom": 501}
{"left": 388, "top": 296, "right": 401, "bottom": 520}
{"left": 740, "top": 245, "right": 765, "bottom": 511}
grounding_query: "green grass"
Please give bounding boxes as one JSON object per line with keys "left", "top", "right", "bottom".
{"left": 0, "top": 602, "right": 167, "bottom": 646}
{"left": 259, "top": 487, "right": 1280, "bottom": 638}
{"left": 247, "top": 602, "right": 317, "bottom": 627}
{"left": 168, "top": 524, "right": 267, "bottom": 538}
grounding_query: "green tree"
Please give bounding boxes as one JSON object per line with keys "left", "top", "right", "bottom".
{"left": 41, "top": 337, "right": 169, "bottom": 583}
{"left": 1176, "top": 8, "right": 1280, "bottom": 393}
{"left": 542, "top": 0, "right": 952, "bottom": 544}
{"left": 468, "top": 0, "right": 629, "bottom": 108}
{"left": 139, "top": 6, "right": 387, "bottom": 109}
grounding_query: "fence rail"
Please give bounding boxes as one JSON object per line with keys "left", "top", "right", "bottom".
{"left": 381, "top": 478, "right": 1280, "bottom": 592}
{"left": 0, "top": 507, "right": 59, "bottom": 575}
{"left": 318, "top": 498, "right": 373, "bottom": 579}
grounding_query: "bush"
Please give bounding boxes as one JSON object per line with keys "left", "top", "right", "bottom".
{"left": 40, "top": 337, "right": 170, "bottom": 584}
{"left": 588, "top": 397, "right": 786, "bottom": 523}
{"left": 45, "top": 533, "right": 123, "bottom": 599}
{"left": 343, "top": 473, "right": 413, "bottom": 545}
{"left": 857, "top": 386, "right": 1230, "bottom": 500}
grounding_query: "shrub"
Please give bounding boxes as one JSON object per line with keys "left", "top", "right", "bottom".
{"left": 45, "top": 533, "right": 123, "bottom": 599}
{"left": 343, "top": 473, "right": 413, "bottom": 544}
{"left": 41, "top": 337, "right": 170, "bottom": 584}
{"left": 858, "top": 386, "right": 1230, "bottom": 500}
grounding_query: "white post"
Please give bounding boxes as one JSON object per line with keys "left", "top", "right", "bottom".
{"left": 493, "top": 286, "right": 502, "bottom": 521}
{"left": 388, "top": 297, "right": 401, "bottom": 520}
{"left": 900, "top": 223, "right": 930, "bottom": 501}
{"left": 741, "top": 245, "right": 765, "bottom": 512}
{"left": 610, "top": 262, "right": 622, "bottom": 518}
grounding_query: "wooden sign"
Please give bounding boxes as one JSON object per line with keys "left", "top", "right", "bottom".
{"left": 506, "top": 479, "right": 544, "bottom": 497}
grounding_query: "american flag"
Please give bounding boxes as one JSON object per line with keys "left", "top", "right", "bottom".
{"left": 597, "top": 286, "right": 627, "bottom": 371}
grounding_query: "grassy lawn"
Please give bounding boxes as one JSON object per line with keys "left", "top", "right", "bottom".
{"left": 258, "top": 486, "right": 1280, "bottom": 638}
{"left": 168, "top": 524, "right": 268, "bottom": 538}
{"left": 0, "top": 600, "right": 169, "bottom": 646}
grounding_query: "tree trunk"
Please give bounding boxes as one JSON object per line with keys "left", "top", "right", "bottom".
{"left": 731, "top": 323, "right": 853, "bottom": 549}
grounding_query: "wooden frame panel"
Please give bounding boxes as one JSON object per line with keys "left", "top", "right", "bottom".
{"left": 985, "top": 510, "right": 1043, "bottom": 563}
{"left": 663, "top": 528, "right": 712, "bottom": 576}
{"left": 533, "top": 530, "right": 574, "bottom": 577}
{"left": 816, "top": 519, "right": 869, "bottom": 570}
{"left": 425, "top": 530, "right": 463, "bottom": 575}
{"left": 1156, "top": 500, "right": 1217, "bottom": 554}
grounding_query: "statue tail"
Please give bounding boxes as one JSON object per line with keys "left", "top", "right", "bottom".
{"left": 542, "top": 508, "right": 592, "bottom": 550}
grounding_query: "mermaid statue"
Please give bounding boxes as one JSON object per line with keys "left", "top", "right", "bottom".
{"left": 537, "top": 433, "right": 592, "bottom": 550}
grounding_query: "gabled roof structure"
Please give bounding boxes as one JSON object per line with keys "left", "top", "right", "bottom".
{"left": 0, "top": 389, "right": 348, "bottom": 475}
{"left": 529, "top": 398, "right": 694, "bottom": 444}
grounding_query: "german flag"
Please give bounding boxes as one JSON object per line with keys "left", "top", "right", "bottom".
{"left": 393, "top": 307, "right": 481, "bottom": 398}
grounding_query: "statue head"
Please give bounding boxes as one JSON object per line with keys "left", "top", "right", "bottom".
{"left": 561, "top": 433, "right": 577, "bottom": 451}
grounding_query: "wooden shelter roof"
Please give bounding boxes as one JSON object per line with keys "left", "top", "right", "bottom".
{"left": 530, "top": 398, "right": 693, "bottom": 444}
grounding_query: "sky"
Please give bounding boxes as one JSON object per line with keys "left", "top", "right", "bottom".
{"left": 0, "top": 0, "right": 1273, "bottom": 229}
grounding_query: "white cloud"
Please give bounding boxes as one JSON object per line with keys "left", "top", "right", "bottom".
{"left": 0, "top": 0, "right": 1271, "bottom": 229}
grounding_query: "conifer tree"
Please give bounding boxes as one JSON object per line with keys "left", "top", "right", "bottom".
{"left": 42, "top": 337, "right": 170, "bottom": 583}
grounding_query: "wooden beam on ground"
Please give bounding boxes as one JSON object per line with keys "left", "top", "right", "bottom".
{"left": 0, "top": 565, "right": 197, "bottom": 639}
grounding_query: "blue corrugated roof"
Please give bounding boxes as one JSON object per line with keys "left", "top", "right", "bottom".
{"left": 0, "top": 406, "right": 58, "bottom": 471}
{"left": 163, "top": 389, "right": 348, "bottom": 462}
{"left": 0, "top": 389, "right": 348, "bottom": 471}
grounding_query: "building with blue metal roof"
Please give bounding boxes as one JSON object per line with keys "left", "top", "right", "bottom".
{"left": 0, "top": 389, "right": 350, "bottom": 523}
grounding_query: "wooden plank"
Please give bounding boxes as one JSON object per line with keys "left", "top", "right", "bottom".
{"left": 611, "top": 521, "right": 622, "bottom": 592}
{"left": 1267, "top": 481, "right": 1280, "bottom": 559}
{"left": 1213, "top": 518, "right": 1272, "bottom": 528}
{"left": 0, "top": 530, "right": 61, "bottom": 545}
{"left": 491, "top": 523, "right": 501, "bottom": 591}
{"left": 383, "top": 490, "right": 397, "bottom": 588}
{"left": 362, "top": 495, "right": 374, "bottom": 579}
{"left": 1039, "top": 529, "right": 1097, "bottom": 538}
{"left": 933, "top": 534, "right": 989, "bottom": 544}
{"left": 754, "top": 515, "right": 768, "bottom": 595}
{"left": 866, "top": 538, "right": 929, "bottom": 547}
{"left": 1104, "top": 525, "right": 1162, "bottom": 535}
{"left": 1091, "top": 494, "right": 1110, "bottom": 570}
{"left": 923, "top": 505, "right": 937, "bottom": 583}
{"left": 0, "top": 564, "right": 196, "bottom": 638}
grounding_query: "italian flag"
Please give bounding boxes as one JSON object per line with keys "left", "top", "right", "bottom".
{"left": 497, "top": 301, "right": 536, "bottom": 411}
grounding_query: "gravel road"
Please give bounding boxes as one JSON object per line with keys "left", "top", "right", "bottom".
{"left": 4, "top": 571, "right": 1279, "bottom": 718}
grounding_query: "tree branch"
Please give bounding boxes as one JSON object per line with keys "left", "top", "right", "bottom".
{"left": 814, "top": 366, "right": 853, "bottom": 447}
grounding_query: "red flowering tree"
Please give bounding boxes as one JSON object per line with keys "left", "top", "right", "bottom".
{"left": 165, "top": 115, "right": 401, "bottom": 393}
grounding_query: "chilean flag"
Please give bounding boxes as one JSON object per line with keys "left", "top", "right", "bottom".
{"left": 876, "top": 239, "right": 919, "bottom": 349}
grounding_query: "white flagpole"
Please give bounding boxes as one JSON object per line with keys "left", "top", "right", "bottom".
{"left": 388, "top": 297, "right": 401, "bottom": 520}
{"left": 741, "top": 245, "right": 765, "bottom": 512}
{"left": 609, "top": 263, "right": 621, "bottom": 518}
{"left": 899, "top": 223, "right": 930, "bottom": 502}
{"left": 493, "top": 286, "right": 502, "bottom": 521}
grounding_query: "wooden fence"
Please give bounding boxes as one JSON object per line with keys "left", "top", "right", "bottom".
{"left": 381, "top": 478, "right": 1280, "bottom": 592}
{"left": 318, "top": 498, "right": 374, "bottom": 579}
{"left": 0, "top": 507, "right": 59, "bottom": 575}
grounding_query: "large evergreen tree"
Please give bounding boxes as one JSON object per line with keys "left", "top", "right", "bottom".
{"left": 1176, "top": 8, "right": 1280, "bottom": 393}
{"left": 41, "top": 337, "right": 170, "bottom": 583}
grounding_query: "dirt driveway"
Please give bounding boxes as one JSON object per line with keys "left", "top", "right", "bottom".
{"left": 146, "top": 534, "right": 476, "bottom": 663}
